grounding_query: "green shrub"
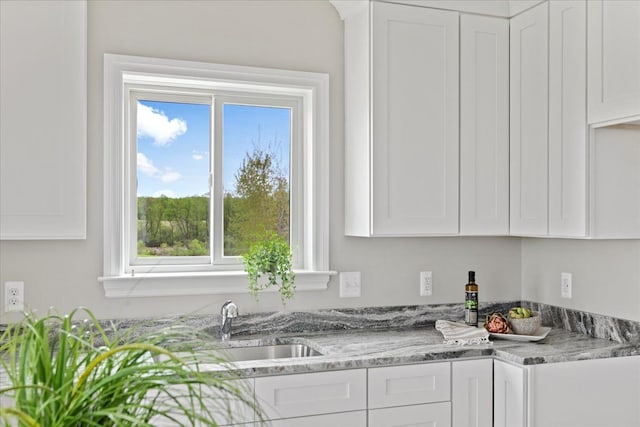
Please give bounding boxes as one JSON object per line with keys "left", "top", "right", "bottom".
{"left": 0, "top": 308, "right": 261, "bottom": 426}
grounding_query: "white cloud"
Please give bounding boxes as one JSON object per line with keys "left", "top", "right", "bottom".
{"left": 138, "top": 152, "right": 183, "bottom": 186}
{"left": 152, "top": 189, "right": 177, "bottom": 198}
{"left": 137, "top": 102, "right": 187, "bottom": 146}
{"left": 160, "top": 171, "right": 182, "bottom": 183}
{"left": 137, "top": 153, "right": 160, "bottom": 176}
{"left": 192, "top": 150, "right": 206, "bottom": 161}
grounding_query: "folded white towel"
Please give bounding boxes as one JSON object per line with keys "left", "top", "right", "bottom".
{"left": 435, "top": 320, "right": 491, "bottom": 345}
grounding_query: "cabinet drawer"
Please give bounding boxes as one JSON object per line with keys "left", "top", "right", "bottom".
{"left": 369, "top": 402, "right": 452, "bottom": 427}
{"left": 266, "top": 410, "right": 367, "bottom": 427}
{"left": 255, "top": 369, "right": 366, "bottom": 420}
{"left": 368, "top": 362, "right": 451, "bottom": 409}
{"left": 150, "top": 378, "right": 255, "bottom": 426}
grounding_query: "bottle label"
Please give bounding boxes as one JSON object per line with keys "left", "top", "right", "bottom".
{"left": 465, "top": 291, "right": 478, "bottom": 325}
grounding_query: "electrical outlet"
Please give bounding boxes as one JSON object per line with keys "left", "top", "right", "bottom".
{"left": 420, "top": 271, "right": 433, "bottom": 296}
{"left": 339, "top": 272, "right": 361, "bottom": 298}
{"left": 4, "top": 281, "right": 24, "bottom": 312}
{"left": 561, "top": 272, "right": 572, "bottom": 299}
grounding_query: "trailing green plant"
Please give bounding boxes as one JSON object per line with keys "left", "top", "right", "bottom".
{"left": 0, "top": 308, "right": 262, "bottom": 427}
{"left": 243, "top": 233, "right": 295, "bottom": 303}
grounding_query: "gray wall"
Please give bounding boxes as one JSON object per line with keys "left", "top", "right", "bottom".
{"left": 521, "top": 239, "right": 640, "bottom": 322}
{"left": 0, "top": 1, "right": 636, "bottom": 324}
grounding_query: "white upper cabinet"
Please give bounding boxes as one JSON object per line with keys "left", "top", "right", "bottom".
{"left": 0, "top": 0, "right": 87, "bottom": 239}
{"left": 338, "top": 1, "right": 510, "bottom": 237}
{"left": 590, "top": 125, "right": 640, "bottom": 239}
{"left": 341, "top": 1, "right": 459, "bottom": 236}
{"left": 510, "top": 2, "right": 549, "bottom": 236}
{"left": 460, "top": 14, "right": 509, "bottom": 235}
{"left": 587, "top": 0, "right": 640, "bottom": 124}
{"left": 371, "top": 1, "right": 459, "bottom": 236}
{"left": 548, "top": 0, "right": 587, "bottom": 237}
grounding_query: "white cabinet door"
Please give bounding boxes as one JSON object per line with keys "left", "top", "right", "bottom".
{"left": 0, "top": 0, "right": 86, "bottom": 239}
{"left": 254, "top": 369, "right": 366, "bottom": 420}
{"left": 371, "top": 1, "right": 459, "bottom": 236}
{"left": 265, "top": 411, "right": 367, "bottom": 427}
{"left": 587, "top": 0, "right": 640, "bottom": 124}
{"left": 529, "top": 356, "right": 640, "bottom": 427}
{"left": 459, "top": 14, "right": 509, "bottom": 236}
{"left": 369, "top": 402, "right": 451, "bottom": 427}
{"left": 493, "top": 360, "right": 528, "bottom": 427}
{"left": 510, "top": 2, "right": 549, "bottom": 236}
{"left": 548, "top": 0, "right": 587, "bottom": 237}
{"left": 368, "top": 362, "right": 450, "bottom": 409}
{"left": 452, "top": 359, "right": 492, "bottom": 427}
{"left": 589, "top": 126, "right": 640, "bottom": 238}
{"left": 150, "top": 378, "right": 255, "bottom": 426}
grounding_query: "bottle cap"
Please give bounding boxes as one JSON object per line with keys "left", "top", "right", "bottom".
{"left": 468, "top": 271, "right": 475, "bottom": 282}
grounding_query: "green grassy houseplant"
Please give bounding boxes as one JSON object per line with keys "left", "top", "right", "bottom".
{"left": 0, "top": 308, "right": 260, "bottom": 427}
{"left": 243, "top": 233, "right": 295, "bottom": 303}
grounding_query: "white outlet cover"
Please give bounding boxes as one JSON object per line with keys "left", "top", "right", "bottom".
{"left": 4, "top": 281, "right": 24, "bottom": 312}
{"left": 561, "top": 272, "right": 572, "bottom": 298}
{"left": 339, "top": 272, "right": 361, "bottom": 298}
{"left": 420, "top": 271, "right": 433, "bottom": 296}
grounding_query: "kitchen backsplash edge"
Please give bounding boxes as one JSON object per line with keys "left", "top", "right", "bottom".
{"left": 2, "top": 301, "right": 638, "bottom": 344}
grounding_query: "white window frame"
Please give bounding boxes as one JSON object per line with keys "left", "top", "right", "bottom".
{"left": 101, "top": 54, "right": 333, "bottom": 297}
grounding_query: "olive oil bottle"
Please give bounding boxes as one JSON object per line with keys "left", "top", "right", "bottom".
{"left": 464, "top": 271, "right": 478, "bottom": 326}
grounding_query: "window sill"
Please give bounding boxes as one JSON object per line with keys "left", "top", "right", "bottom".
{"left": 98, "top": 270, "right": 336, "bottom": 298}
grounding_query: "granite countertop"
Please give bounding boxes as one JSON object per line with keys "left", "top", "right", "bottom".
{"left": 199, "top": 325, "right": 640, "bottom": 377}
{"left": 84, "top": 302, "right": 640, "bottom": 377}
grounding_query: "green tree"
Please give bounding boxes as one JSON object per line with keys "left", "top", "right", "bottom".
{"left": 225, "top": 148, "right": 290, "bottom": 256}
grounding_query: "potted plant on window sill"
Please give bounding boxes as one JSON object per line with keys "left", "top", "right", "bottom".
{"left": 243, "top": 233, "right": 295, "bottom": 304}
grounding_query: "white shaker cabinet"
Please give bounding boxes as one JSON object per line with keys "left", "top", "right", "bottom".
{"left": 493, "top": 360, "right": 527, "bottom": 427}
{"left": 459, "top": 14, "right": 509, "bottom": 235}
{"left": 369, "top": 402, "right": 451, "bottom": 427}
{"left": 510, "top": 1, "right": 549, "bottom": 236}
{"left": 589, "top": 125, "right": 640, "bottom": 238}
{"left": 495, "top": 356, "right": 640, "bottom": 427}
{"left": 368, "top": 362, "right": 452, "bottom": 427}
{"left": 340, "top": 1, "right": 459, "bottom": 236}
{"left": 254, "top": 369, "right": 367, "bottom": 422}
{"left": 587, "top": 0, "right": 640, "bottom": 124}
{"left": 0, "top": 0, "right": 86, "bottom": 239}
{"left": 528, "top": 356, "right": 640, "bottom": 427}
{"left": 451, "top": 358, "right": 493, "bottom": 427}
{"left": 548, "top": 0, "right": 587, "bottom": 237}
{"left": 266, "top": 411, "right": 367, "bottom": 427}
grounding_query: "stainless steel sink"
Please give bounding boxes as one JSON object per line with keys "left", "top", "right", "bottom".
{"left": 157, "top": 343, "right": 322, "bottom": 363}
{"left": 218, "top": 344, "right": 322, "bottom": 362}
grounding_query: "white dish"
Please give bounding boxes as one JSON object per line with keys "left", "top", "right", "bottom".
{"left": 488, "top": 326, "right": 551, "bottom": 342}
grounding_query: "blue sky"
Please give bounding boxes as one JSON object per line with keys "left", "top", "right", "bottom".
{"left": 137, "top": 100, "right": 290, "bottom": 198}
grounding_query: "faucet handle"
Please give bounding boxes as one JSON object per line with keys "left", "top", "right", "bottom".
{"left": 221, "top": 300, "right": 238, "bottom": 318}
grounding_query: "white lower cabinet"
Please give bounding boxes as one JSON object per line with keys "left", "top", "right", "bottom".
{"left": 368, "top": 362, "right": 452, "bottom": 427}
{"left": 368, "top": 363, "right": 450, "bottom": 408}
{"left": 254, "top": 369, "right": 367, "bottom": 422}
{"left": 493, "top": 360, "right": 527, "bottom": 427}
{"left": 151, "top": 378, "right": 256, "bottom": 426}
{"left": 369, "top": 402, "right": 451, "bottom": 427}
{"left": 529, "top": 356, "right": 640, "bottom": 427}
{"left": 253, "top": 361, "right": 492, "bottom": 426}
{"left": 266, "top": 411, "right": 367, "bottom": 427}
{"left": 495, "top": 356, "right": 640, "bottom": 427}
{"left": 452, "top": 358, "right": 493, "bottom": 427}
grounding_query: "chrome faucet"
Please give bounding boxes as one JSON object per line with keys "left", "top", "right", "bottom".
{"left": 220, "top": 300, "right": 238, "bottom": 341}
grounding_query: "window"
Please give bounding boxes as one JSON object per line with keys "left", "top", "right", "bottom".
{"left": 102, "top": 54, "right": 331, "bottom": 297}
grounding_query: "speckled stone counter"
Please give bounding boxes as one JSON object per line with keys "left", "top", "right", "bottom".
{"left": 209, "top": 325, "right": 640, "bottom": 377}
{"left": 86, "top": 301, "right": 640, "bottom": 377}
